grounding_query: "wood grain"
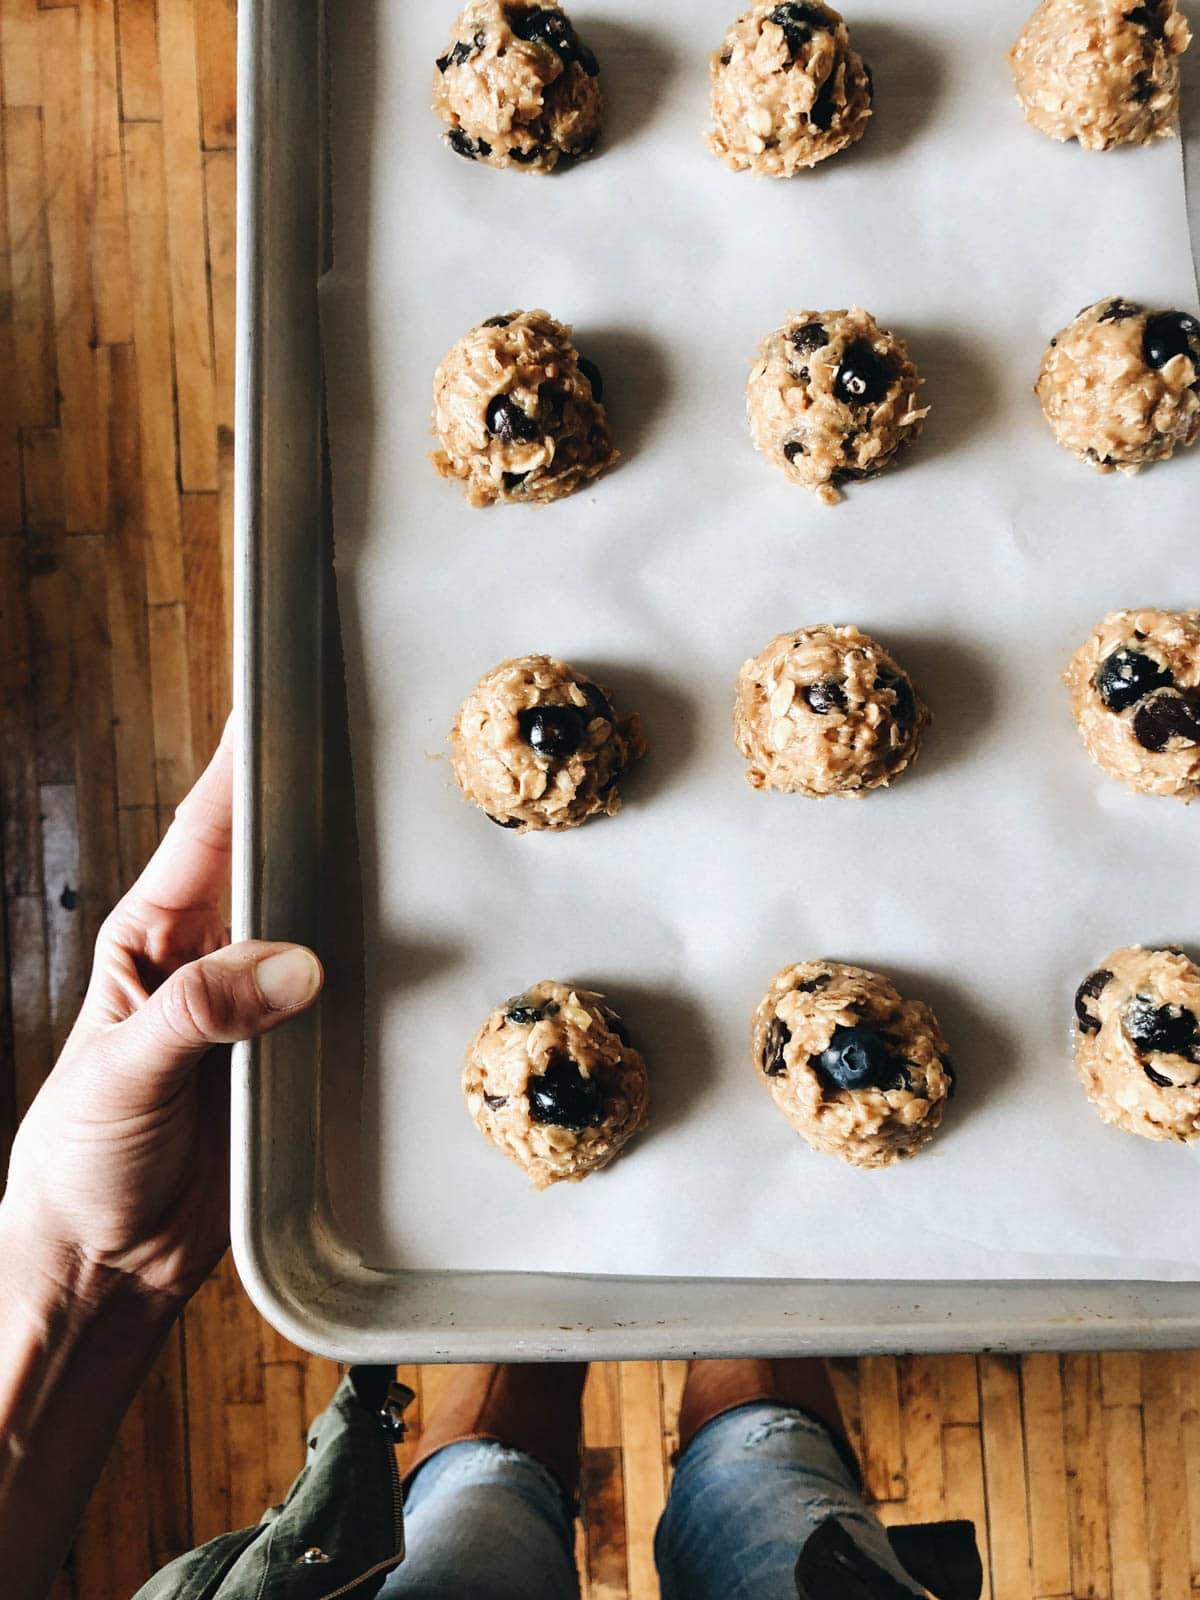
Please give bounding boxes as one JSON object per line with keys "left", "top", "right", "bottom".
{"left": 2, "top": 7, "right": 1199, "bottom": 1597}
{"left": 1021, "top": 1354, "right": 1071, "bottom": 1600}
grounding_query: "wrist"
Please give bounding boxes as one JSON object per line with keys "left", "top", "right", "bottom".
{"left": 0, "top": 1199, "right": 182, "bottom": 1348}
{"left": 0, "top": 1207, "right": 180, "bottom": 1600}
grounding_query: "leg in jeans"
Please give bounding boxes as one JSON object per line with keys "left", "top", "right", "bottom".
{"left": 378, "top": 1364, "right": 585, "bottom": 1600}
{"left": 655, "top": 1361, "right": 921, "bottom": 1600}
{"left": 380, "top": 1440, "right": 579, "bottom": 1600}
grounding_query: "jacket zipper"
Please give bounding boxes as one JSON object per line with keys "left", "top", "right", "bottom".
{"left": 386, "top": 1437, "right": 405, "bottom": 1560}
{"left": 315, "top": 1436, "right": 405, "bottom": 1600}
{"left": 314, "top": 1552, "right": 405, "bottom": 1600}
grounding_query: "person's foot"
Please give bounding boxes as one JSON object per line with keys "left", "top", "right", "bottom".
{"left": 677, "top": 1359, "right": 849, "bottom": 1462}
{"left": 403, "top": 1363, "right": 588, "bottom": 1503}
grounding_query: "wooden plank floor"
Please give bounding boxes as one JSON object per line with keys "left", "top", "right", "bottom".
{"left": 0, "top": 4, "right": 1198, "bottom": 1596}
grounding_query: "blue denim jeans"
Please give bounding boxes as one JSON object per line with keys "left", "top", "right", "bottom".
{"left": 379, "top": 1402, "right": 920, "bottom": 1599}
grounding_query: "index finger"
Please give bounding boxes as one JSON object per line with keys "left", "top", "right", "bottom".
{"left": 130, "top": 717, "right": 236, "bottom": 914}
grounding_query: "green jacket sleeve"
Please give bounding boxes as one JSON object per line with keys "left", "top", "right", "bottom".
{"left": 132, "top": 1367, "right": 410, "bottom": 1600}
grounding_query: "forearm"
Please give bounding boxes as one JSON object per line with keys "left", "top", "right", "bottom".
{"left": 0, "top": 1208, "right": 179, "bottom": 1600}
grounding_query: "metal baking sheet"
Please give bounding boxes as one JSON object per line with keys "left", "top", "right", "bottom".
{"left": 231, "top": 0, "right": 1200, "bottom": 1361}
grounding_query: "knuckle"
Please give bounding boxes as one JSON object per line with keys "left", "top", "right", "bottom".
{"left": 172, "top": 787, "right": 233, "bottom": 857}
{"left": 160, "top": 964, "right": 233, "bottom": 1046}
{"left": 96, "top": 901, "right": 136, "bottom": 954}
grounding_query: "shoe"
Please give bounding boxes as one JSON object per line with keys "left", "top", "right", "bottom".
{"left": 402, "top": 1362, "right": 588, "bottom": 1504}
{"left": 677, "top": 1358, "right": 856, "bottom": 1479}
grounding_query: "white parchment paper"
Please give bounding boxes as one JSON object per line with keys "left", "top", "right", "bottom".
{"left": 322, "top": 0, "right": 1200, "bottom": 1282}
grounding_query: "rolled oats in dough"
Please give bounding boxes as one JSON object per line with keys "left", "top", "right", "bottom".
{"left": 1065, "top": 609, "right": 1200, "bottom": 800}
{"left": 433, "top": 1, "right": 603, "bottom": 173}
{"left": 1074, "top": 947, "right": 1200, "bottom": 1142}
{"left": 464, "top": 981, "right": 650, "bottom": 1187}
{"left": 734, "top": 625, "right": 929, "bottom": 797}
{"left": 450, "top": 654, "right": 645, "bottom": 833}
{"left": 1037, "top": 297, "right": 1200, "bottom": 474}
{"left": 707, "top": 2, "right": 873, "bottom": 175}
{"left": 432, "top": 310, "right": 618, "bottom": 507}
{"left": 1009, "top": 0, "right": 1191, "bottom": 151}
{"left": 753, "top": 962, "right": 955, "bottom": 1169}
{"left": 746, "top": 308, "right": 929, "bottom": 505}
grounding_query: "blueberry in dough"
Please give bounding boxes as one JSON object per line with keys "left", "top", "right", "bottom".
{"left": 834, "top": 342, "right": 891, "bottom": 407}
{"left": 528, "top": 1053, "right": 606, "bottom": 1130}
{"left": 762, "top": 1016, "right": 792, "bottom": 1076}
{"left": 1075, "top": 968, "right": 1113, "bottom": 1034}
{"left": 803, "top": 679, "right": 848, "bottom": 715}
{"left": 449, "top": 128, "right": 492, "bottom": 160}
{"left": 768, "top": 3, "right": 831, "bottom": 54}
{"left": 576, "top": 356, "right": 604, "bottom": 402}
{"left": 506, "top": 994, "right": 559, "bottom": 1025}
{"left": 518, "top": 705, "right": 588, "bottom": 760}
{"left": 1094, "top": 647, "right": 1173, "bottom": 713}
{"left": 1123, "top": 995, "right": 1199, "bottom": 1057}
{"left": 437, "top": 33, "right": 484, "bottom": 73}
{"left": 791, "top": 322, "right": 829, "bottom": 357}
{"left": 509, "top": 4, "right": 597, "bottom": 74}
{"left": 875, "top": 669, "right": 916, "bottom": 731}
{"left": 486, "top": 395, "right": 540, "bottom": 444}
{"left": 1125, "top": 5, "right": 1165, "bottom": 40}
{"left": 1132, "top": 690, "right": 1200, "bottom": 753}
{"left": 1097, "top": 298, "right": 1143, "bottom": 324}
{"left": 1143, "top": 310, "right": 1200, "bottom": 369}
{"left": 813, "top": 1025, "right": 893, "bottom": 1091}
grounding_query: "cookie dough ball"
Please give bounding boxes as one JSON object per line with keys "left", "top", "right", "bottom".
{"left": 432, "top": 311, "right": 618, "bottom": 507}
{"left": 433, "top": 1, "right": 602, "bottom": 172}
{"left": 1009, "top": 0, "right": 1191, "bottom": 151}
{"left": 1064, "top": 609, "right": 1200, "bottom": 800}
{"left": 1037, "top": 298, "right": 1200, "bottom": 475}
{"left": 1075, "top": 947, "right": 1200, "bottom": 1142}
{"left": 734, "top": 626, "right": 928, "bottom": 797}
{"left": 753, "top": 962, "right": 955, "bottom": 1168}
{"left": 450, "top": 654, "right": 645, "bottom": 832}
{"left": 708, "top": 2, "right": 873, "bottom": 175}
{"left": 747, "top": 309, "right": 928, "bottom": 505}
{"left": 464, "top": 982, "right": 650, "bottom": 1187}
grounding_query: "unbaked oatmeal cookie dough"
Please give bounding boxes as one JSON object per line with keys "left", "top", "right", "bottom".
{"left": 734, "top": 625, "right": 929, "bottom": 797}
{"left": 433, "top": 1, "right": 602, "bottom": 172}
{"left": 1009, "top": 0, "right": 1191, "bottom": 151}
{"left": 1037, "top": 297, "right": 1200, "bottom": 475}
{"left": 450, "top": 654, "right": 645, "bottom": 832}
{"left": 1064, "top": 608, "right": 1200, "bottom": 800}
{"left": 708, "top": 2, "right": 873, "bottom": 175}
{"left": 753, "top": 962, "right": 956, "bottom": 1168}
{"left": 747, "top": 308, "right": 929, "bottom": 505}
{"left": 464, "top": 981, "right": 650, "bottom": 1187}
{"left": 432, "top": 310, "right": 618, "bottom": 507}
{"left": 1075, "top": 947, "right": 1200, "bottom": 1142}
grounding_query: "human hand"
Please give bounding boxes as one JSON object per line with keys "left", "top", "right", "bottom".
{"left": 0, "top": 721, "right": 323, "bottom": 1314}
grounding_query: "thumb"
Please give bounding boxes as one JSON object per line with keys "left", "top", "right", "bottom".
{"left": 113, "top": 942, "right": 324, "bottom": 1086}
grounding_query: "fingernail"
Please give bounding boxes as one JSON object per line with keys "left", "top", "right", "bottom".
{"left": 255, "top": 949, "right": 323, "bottom": 1010}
